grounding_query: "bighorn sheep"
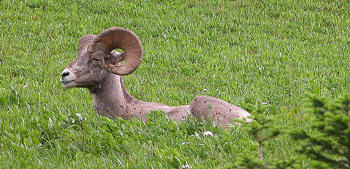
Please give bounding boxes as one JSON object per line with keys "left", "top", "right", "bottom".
{"left": 60, "top": 27, "right": 250, "bottom": 126}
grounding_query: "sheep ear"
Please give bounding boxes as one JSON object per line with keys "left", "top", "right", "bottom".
{"left": 78, "top": 35, "right": 96, "bottom": 56}
{"left": 91, "top": 27, "right": 143, "bottom": 76}
{"left": 106, "top": 51, "right": 126, "bottom": 65}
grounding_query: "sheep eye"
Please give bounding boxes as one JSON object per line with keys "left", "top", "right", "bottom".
{"left": 92, "top": 58, "right": 100, "bottom": 62}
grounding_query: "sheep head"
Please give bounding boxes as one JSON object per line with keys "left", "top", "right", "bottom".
{"left": 60, "top": 27, "right": 143, "bottom": 89}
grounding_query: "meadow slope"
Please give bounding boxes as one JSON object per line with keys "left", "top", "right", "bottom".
{"left": 0, "top": 0, "right": 349, "bottom": 168}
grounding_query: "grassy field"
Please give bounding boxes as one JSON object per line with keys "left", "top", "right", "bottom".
{"left": 1, "top": 0, "right": 349, "bottom": 168}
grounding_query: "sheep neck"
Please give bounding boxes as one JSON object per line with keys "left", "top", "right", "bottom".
{"left": 88, "top": 73, "right": 188, "bottom": 120}
{"left": 89, "top": 73, "right": 133, "bottom": 119}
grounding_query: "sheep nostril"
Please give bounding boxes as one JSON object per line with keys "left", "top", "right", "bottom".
{"left": 61, "top": 71, "right": 69, "bottom": 77}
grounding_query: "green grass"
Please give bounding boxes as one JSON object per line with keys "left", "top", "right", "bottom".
{"left": 1, "top": 0, "right": 349, "bottom": 168}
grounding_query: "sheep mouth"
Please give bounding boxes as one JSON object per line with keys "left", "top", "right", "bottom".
{"left": 61, "top": 79, "right": 76, "bottom": 88}
{"left": 61, "top": 79, "right": 74, "bottom": 83}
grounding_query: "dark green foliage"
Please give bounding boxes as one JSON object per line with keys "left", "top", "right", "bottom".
{"left": 243, "top": 101, "right": 281, "bottom": 160}
{"left": 231, "top": 101, "right": 293, "bottom": 168}
{"left": 291, "top": 94, "right": 350, "bottom": 169}
{"left": 232, "top": 95, "right": 350, "bottom": 168}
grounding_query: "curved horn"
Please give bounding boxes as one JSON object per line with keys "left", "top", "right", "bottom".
{"left": 91, "top": 27, "right": 143, "bottom": 75}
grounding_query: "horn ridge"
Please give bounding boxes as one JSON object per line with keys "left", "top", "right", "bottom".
{"left": 92, "top": 27, "right": 143, "bottom": 75}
